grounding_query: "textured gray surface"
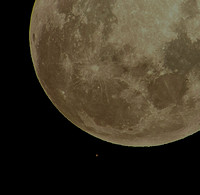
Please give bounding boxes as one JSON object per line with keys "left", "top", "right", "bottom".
{"left": 30, "top": 0, "right": 200, "bottom": 146}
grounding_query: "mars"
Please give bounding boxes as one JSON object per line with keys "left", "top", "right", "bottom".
{"left": 30, "top": 0, "right": 200, "bottom": 146}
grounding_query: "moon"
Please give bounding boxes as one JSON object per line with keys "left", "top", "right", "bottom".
{"left": 29, "top": 0, "right": 200, "bottom": 146}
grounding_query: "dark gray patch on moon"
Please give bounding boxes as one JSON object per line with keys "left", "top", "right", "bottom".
{"left": 181, "top": 0, "right": 200, "bottom": 19}
{"left": 32, "top": 33, "right": 36, "bottom": 43}
{"left": 148, "top": 73, "right": 188, "bottom": 109}
{"left": 163, "top": 32, "right": 200, "bottom": 74}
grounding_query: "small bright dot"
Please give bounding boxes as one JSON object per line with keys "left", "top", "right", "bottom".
{"left": 91, "top": 65, "right": 99, "bottom": 72}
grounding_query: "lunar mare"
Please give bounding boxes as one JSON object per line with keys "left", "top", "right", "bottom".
{"left": 30, "top": 0, "right": 200, "bottom": 146}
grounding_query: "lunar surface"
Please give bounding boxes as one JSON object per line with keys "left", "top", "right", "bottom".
{"left": 29, "top": 0, "right": 200, "bottom": 146}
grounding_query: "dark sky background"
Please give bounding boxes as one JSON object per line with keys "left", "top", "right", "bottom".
{"left": 24, "top": 0, "right": 200, "bottom": 168}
